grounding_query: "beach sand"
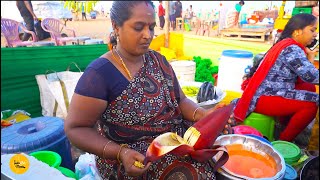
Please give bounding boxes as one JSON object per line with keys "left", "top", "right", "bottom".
{"left": 1, "top": 15, "right": 222, "bottom": 47}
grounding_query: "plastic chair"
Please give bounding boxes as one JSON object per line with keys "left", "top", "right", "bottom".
{"left": 1, "top": 18, "right": 37, "bottom": 47}
{"left": 41, "top": 18, "right": 77, "bottom": 46}
{"left": 176, "top": 17, "right": 184, "bottom": 31}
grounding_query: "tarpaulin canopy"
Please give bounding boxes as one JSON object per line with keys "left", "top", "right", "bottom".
{"left": 33, "top": 1, "right": 72, "bottom": 20}
{"left": 0, "top": 1, "right": 72, "bottom": 22}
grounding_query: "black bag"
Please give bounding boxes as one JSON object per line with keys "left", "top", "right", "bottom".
{"left": 34, "top": 20, "right": 51, "bottom": 41}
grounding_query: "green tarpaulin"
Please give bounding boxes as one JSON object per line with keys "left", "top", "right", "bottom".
{"left": 1, "top": 44, "right": 108, "bottom": 117}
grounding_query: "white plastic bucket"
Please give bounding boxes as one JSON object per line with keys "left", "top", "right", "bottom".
{"left": 170, "top": 60, "right": 196, "bottom": 82}
{"left": 217, "top": 50, "right": 253, "bottom": 92}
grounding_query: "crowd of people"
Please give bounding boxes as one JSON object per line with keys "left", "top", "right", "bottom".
{"left": 157, "top": 1, "right": 220, "bottom": 31}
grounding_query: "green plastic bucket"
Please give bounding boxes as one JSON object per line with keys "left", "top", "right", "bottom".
{"left": 29, "top": 150, "right": 62, "bottom": 168}
{"left": 271, "top": 141, "right": 301, "bottom": 165}
{"left": 57, "top": 166, "right": 76, "bottom": 179}
{"left": 243, "top": 112, "right": 275, "bottom": 141}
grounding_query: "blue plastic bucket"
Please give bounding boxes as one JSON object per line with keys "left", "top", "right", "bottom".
{"left": 1, "top": 117, "right": 74, "bottom": 171}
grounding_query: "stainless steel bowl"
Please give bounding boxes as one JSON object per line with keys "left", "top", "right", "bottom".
{"left": 213, "top": 134, "right": 286, "bottom": 180}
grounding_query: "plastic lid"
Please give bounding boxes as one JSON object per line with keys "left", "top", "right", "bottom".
{"left": 233, "top": 125, "right": 263, "bottom": 137}
{"left": 222, "top": 50, "right": 253, "bottom": 58}
{"left": 283, "top": 164, "right": 298, "bottom": 180}
{"left": 1, "top": 117, "right": 65, "bottom": 154}
{"left": 271, "top": 141, "right": 301, "bottom": 162}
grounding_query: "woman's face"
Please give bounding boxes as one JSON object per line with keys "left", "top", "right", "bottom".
{"left": 296, "top": 21, "right": 318, "bottom": 46}
{"left": 116, "top": 3, "right": 156, "bottom": 56}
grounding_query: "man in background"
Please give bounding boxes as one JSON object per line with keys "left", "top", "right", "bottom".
{"left": 16, "top": 0, "right": 38, "bottom": 41}
{"left": 81, "top": 2, "right": 87, "bottom": 21}
{"left": 175, "top": 1, "right": 183, "bottom": 29}
{"left": 158, "top": 1, "right": 165, "bottom": 30}
{"left": 169, "top": 1, "right": 176, "bottom": 30}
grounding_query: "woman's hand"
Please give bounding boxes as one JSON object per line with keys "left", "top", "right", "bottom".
{"left": 120, "top": 148, "right": 151, "bottom": 177}
{"left": 206, "top": 103, "right": 237, "bottom": 135}
{"left": 306, "top": 47, "right": 319, "bottom": 63}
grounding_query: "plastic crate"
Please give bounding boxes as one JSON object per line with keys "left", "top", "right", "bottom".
{"left": 292, "top": 7, "right": 313, "bottom": 16}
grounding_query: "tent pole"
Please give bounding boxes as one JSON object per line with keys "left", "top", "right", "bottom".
{"left": 165, "top": 1, "right": 169, "bottom": 48}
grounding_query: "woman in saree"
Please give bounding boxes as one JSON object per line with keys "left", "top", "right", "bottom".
{"left": 65, "top": 1, "right": 232, "bottom": 179}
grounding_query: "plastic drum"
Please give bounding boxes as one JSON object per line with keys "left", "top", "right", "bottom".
{"left": 1, "top": 117, "right": 74, "bottom": 170}
{"left": 217, "top": 50, "right": 253, "bottom": 92}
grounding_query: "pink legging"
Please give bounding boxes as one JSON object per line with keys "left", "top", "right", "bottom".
{"left": 254, "top": 82, "right": 318, "bottom": 141}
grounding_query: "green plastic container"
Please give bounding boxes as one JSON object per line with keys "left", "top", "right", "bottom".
{"left": 243, "top": 112, "right": 275, "bottom": 141}
{"left": 29, "top": 150, "right": 62, "bottom": 168}
{"left": 271, "top": 141, "right": 301, "bottom": 165}
{"left": 57, "top": 166, "right": 76, "bottom": 179}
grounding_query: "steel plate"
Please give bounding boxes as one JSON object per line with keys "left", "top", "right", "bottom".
{"left": 213, "top": 134, "right": 286, "bottom": 180}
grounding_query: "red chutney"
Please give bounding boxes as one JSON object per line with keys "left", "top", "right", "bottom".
{"left": 224, "top": 144, "right": 277, "bottom": 178}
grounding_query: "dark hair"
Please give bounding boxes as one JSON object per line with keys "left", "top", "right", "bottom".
{"left": 239, "top": 0, "right": 245, "bottom": 5}
{"left": 109, "top": 1, "right": 155, "bottom": 47}
{"left": 277, "top": 13, "right": 317, "bottom": 43}
{"left": 244, "top": 13, "right": 317, "bottom": 79}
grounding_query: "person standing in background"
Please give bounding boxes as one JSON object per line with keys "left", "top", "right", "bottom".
{"left": 101, "top": 6, "right": 105, "bottom": 17}
{"left": 158, "top": 1, "right": 165, "bottom": 30}
{"left": 175, "top": 1, "right": 183, "bottom": 29}
{"left": 235, "top": 0, "right": 245, "bottom": 27}
{"left": 169, "top": 1, "right": 176, "bottom": 30}
{"left": 81, "top": 2, "right": 87, "bottom": 21}
{"left": 16, "top": 0, "right": 38, "bottom": 41}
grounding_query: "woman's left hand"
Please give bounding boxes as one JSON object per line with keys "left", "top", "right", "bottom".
{"left": 206, "top": 103, "right": 237, "bottom": 135}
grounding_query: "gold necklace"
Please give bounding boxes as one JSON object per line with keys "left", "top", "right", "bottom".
{"left": 112, "top": 48, "right": 133, "bottom": 80}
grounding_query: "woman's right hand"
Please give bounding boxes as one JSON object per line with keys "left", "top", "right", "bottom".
{"left": 120, "top": 148, "right": 151, "bottom": 177}
{"left": 306, "top": 47, "right": 319, "bottom": 63}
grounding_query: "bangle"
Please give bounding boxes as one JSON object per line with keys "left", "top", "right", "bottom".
{"left": 102, "top": 140, "right": 112, "bottom": 159}
{"left": 192, "top": 107, "right": 201, "bottom": 121}
{"left": 117, "top": 144, "right": 128, "bottom": 164}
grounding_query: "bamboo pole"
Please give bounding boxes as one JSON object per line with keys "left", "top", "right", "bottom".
{"left": 164, "top": 1, "right": 169, "bottom": 48}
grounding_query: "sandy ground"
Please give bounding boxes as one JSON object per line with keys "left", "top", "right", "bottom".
{"left": 1, "top": 15, "right": 249, "bottom": 47}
